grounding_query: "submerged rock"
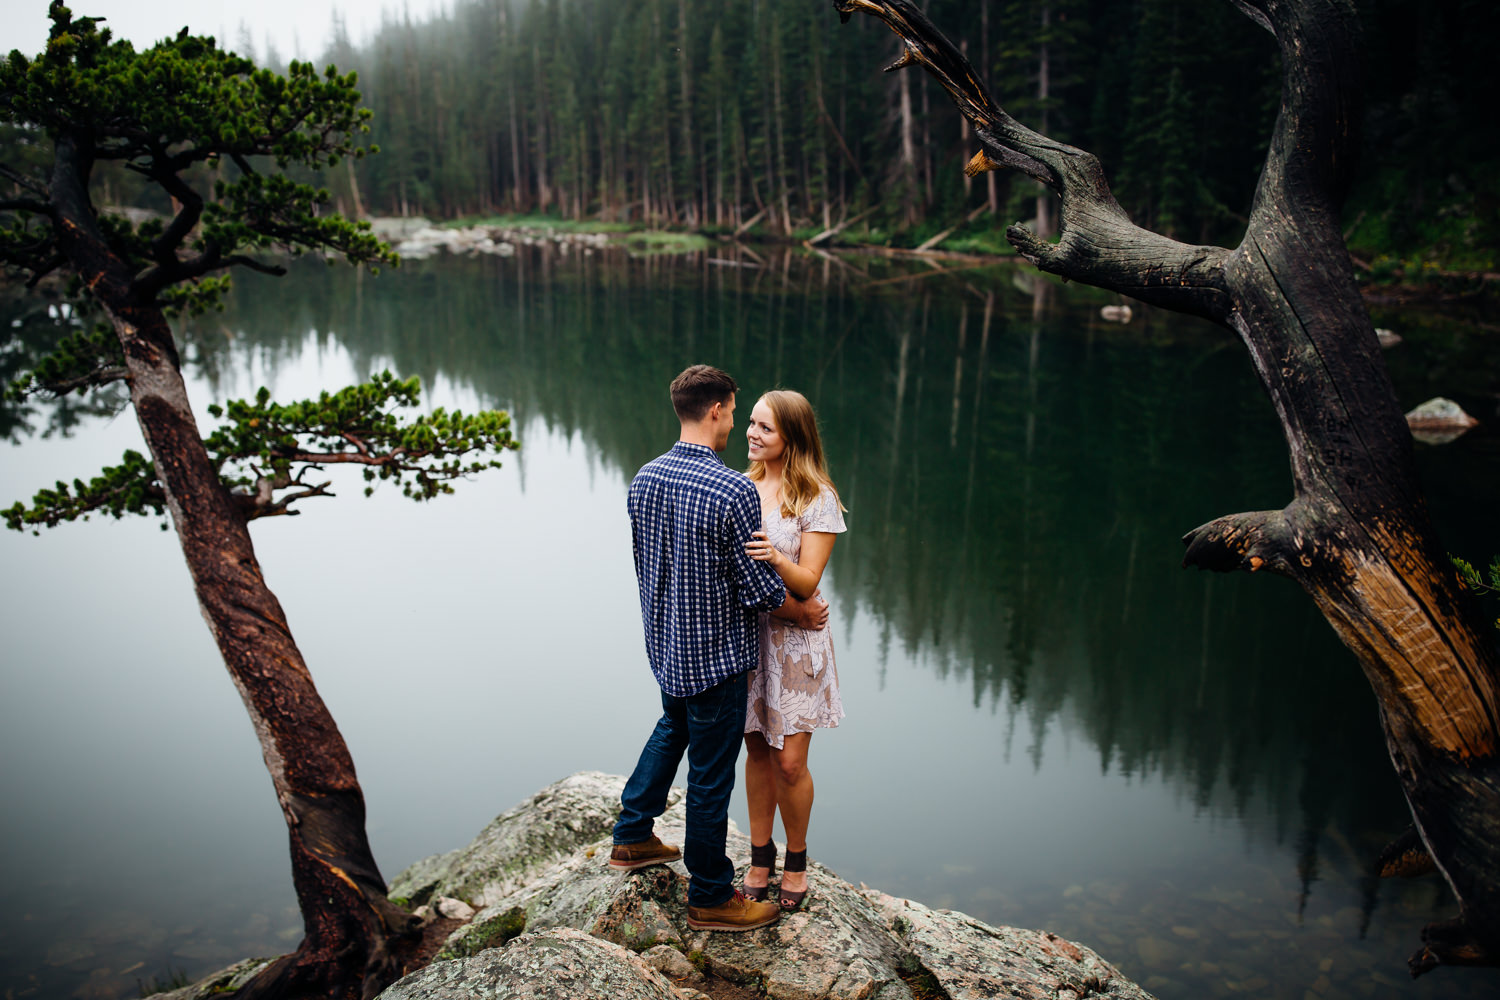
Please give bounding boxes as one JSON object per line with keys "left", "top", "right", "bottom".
{"left": 1405, "top": 396, "right": 1480, "bottom": 445}
{"left": 379, "top": 772, "right": 1155, "bottom": 1000}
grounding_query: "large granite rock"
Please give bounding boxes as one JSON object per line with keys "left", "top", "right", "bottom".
{"left": 388, "top": 771, "right": 673, "bottom": 910}
{"left": 380, "top": 773, "right": 1154, "bottom": 1000}
{"left": 378, "top": 927, "right": 682, "bottom": 1000}
{"left": 147, "top": 958, "right": 275, "bottom": 1000}
{"left": 870, "top": 891, "right": 1141, "bottom": 1000}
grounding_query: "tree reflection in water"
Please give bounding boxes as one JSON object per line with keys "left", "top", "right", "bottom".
{"left": 193, "top": 244, "right": 1499, "bottom": 995}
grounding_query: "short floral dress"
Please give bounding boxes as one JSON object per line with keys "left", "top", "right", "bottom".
{"left": 745, "top": 484, "right": 847, "bottom": 749}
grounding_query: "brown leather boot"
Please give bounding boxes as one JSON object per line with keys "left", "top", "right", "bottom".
{"left": 608, "top": 835, "right": 682, "bottom": 871}
{"left": 686, "top": 889, "right": 781, "bottom": 931}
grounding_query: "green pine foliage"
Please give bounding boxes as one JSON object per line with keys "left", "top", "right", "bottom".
{"left": 3, "top": 447, "right": 164, "bottom": 532}
{"left": 5, "top": 2, "right": 1491, "bottom": 259}
{"left": 225, "top": 0, "right": 1483, "bottom": 265}
{"left": 6, "top": 318, "right": 121, "bottom": 399}
{"left": 1, "top": 4, "right": 521, "bottom": 531}
{"left": 0, "top": 290, "right": 126, "bottom": 440}
{"left": 0, "top": 3, "right": 397, "bottom": 302}
{"left": 203, "top": 371, "right": 519, "bottom": 505}
{"left": 1452, "top": 554, "right": 1500, "bottom": 631}
{"left": 4, "top": 371, "right": 519, "bottom": 532}
{"left": 1344, "top": 0, "right": 1500, "bottom": 271}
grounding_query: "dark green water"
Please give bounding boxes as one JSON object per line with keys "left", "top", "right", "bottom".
{"left": 1, "top": 245, "right": 1497, "bottom": 999}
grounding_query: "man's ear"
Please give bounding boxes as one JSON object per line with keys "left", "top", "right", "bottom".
{"left": 706, "top": 400, "right": 723, "bottom": 420}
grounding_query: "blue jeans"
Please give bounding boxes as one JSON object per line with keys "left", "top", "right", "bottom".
{"left": 615, "top": 671, "right": 748, "bottom": 907}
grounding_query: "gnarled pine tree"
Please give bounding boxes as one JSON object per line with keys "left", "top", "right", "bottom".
{"left": 1, "top": 5, "right": 517, "bottom": 996}
{"left": 833, "top": 0, "right": 1500, "bottom": 977}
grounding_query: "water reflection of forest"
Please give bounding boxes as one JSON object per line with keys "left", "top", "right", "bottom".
{"left": 197, "top": 247, "right": 1495, "bottom": 882}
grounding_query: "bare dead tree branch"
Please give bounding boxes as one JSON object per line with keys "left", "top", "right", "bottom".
{"left": 834, "top": 0, "right": 1235, "bottom": 321}
{"left": 834, "top": 0, "right": 1500, "bottom": 975}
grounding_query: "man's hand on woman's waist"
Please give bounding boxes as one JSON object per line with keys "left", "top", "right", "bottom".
{"left": 773, "top": 589, "right": 830, "bottom": 630}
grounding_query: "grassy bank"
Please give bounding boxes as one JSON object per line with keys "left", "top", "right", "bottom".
{"left": 434, "top": 210, "right": 1495, "bottom": 302}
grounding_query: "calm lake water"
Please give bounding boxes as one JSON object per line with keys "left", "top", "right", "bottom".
{"left": 2, "top": 244, "right": 1498, "bottom": 1000}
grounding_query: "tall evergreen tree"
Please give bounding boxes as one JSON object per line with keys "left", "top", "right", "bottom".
{"left": 0, "top": 7, "right": 518, "bottom": 995}
{"left": 25, "top": 0, "right": 1474, "bottom": 254}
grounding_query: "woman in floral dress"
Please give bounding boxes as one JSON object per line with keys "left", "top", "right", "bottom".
{"left": 741, "top": 389, "right": 847, "bottom": 911}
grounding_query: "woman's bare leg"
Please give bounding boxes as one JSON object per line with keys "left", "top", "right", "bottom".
{"left": 743, "top": 733, "right": 777, "bottom": 891}
{"left": 770, "top": 732, "right": 813, "bottom": 894}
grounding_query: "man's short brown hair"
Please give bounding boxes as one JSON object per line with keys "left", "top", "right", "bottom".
{"left": 670, "top": 364, "right": 738, "bottom": 422}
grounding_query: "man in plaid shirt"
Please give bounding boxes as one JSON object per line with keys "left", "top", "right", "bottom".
{"left": 610, "top": 364, "right": 828, "bottom": 931}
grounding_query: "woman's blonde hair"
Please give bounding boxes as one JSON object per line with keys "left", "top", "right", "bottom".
{"left": 747, "top": 389, "right": 845, "bottom": 519}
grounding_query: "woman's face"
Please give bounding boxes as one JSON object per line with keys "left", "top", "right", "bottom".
{"left": 746, "top": 399, "right": 786, "bottom": 465}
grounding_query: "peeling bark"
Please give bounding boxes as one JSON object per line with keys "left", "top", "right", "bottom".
{"left": 835, "top": 0, "right": 1500, "bottom": 974}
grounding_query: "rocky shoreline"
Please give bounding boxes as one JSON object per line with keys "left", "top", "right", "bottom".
{"left": 159, "top": 772, "right": 1153, "bottom": 1000}
{"left": 370, "top": 217, "right": 634, "bottom": 260}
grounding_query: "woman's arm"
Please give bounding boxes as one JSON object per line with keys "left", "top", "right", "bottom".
{"left": 747, "top": 530, "right": 836, "bottom": 600}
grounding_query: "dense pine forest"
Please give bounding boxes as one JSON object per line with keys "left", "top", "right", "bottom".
{"left": 329, "top": 0, "right": 1282, "bottom": 242}
{"left": 11, "top": 0, "right": 1500, "bottom": 265}
{"left": 297, "top": 0, "right": 1490, "bottom": 263}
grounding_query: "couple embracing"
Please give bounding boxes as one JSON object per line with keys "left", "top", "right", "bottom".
{"left": 609, "top": 364, "right": 847, "bottom": 932}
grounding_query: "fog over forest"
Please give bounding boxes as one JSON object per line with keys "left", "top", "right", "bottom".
{"left": 274, "top": 0, "right": 1497, "bottom": 267}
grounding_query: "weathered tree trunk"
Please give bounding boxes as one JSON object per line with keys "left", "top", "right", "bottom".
{"left": 532, "top": 44, "right": 552, "bottom": 213}
{"left": 508, "top": 89, "right": 526, "bottom": 210}
{"left": 677, "top": 0, "right": 699, "bottom": 227}
{"left": 346, "top": 158, "right": 366, "bottom": 220}
{"left": 919, "top": 72, "right": 934, "bottom": 207}
{"left": 576, "top": 120, "right": 588, "bottom": 220}
{"left": 835, "top": 0, "right": 1500, "bottom": 975}
{"left": 49, "top": 131, "right": 416, "bottom": 999}
{"left": 716, "top": 103, "right": 726, "bottom": 226}
{"left": 896, "top": 59, "right": 919, "bottom": 226}
{"left": 1033, "top": 0, "right": 1053, "bottom": 239}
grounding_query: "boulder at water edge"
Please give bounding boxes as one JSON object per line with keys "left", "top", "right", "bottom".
{"left": 377, "top": 927, "right": 684, "bottom": 1000}
{"left": 378, "top": 771, "right": 1154, "bottom": 1000}
{"left": 1405, "top": 396, "right": 1480, "bottom": 445}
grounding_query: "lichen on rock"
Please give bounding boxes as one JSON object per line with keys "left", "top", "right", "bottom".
{"left": 378, "top": 771, "right": 1156, "bottom": 1000}
{"left": 441, "top": 906, "right": 529, "bottom": 960}
{"left": 147, "top": 958, "right": 276, "bottom": 1000}
{"left": 388, "top": 771, "right": 676, "bottom": 911}
{"left": 380, "top": 927, "right": 682, "bottom": 1000}
{"left": 866, "top": 890, "right": 1154, "bottom": 1000}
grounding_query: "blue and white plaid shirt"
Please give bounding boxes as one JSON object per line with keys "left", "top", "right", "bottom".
{"left": 628, "top": 441, "right": 787, "bottom": 697}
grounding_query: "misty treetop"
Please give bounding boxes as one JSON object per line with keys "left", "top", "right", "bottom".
{"left": 3, "top": 1, "right": 1494, "bottom": 261}
{"left": 0, "top": 4, "right": 394, "bottom": 315}
{"left": 248, "top": 0, "right": 1493, "bottom": 263}
{"left": 322, "top": 0, "right": 1284, "bottom": 243}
